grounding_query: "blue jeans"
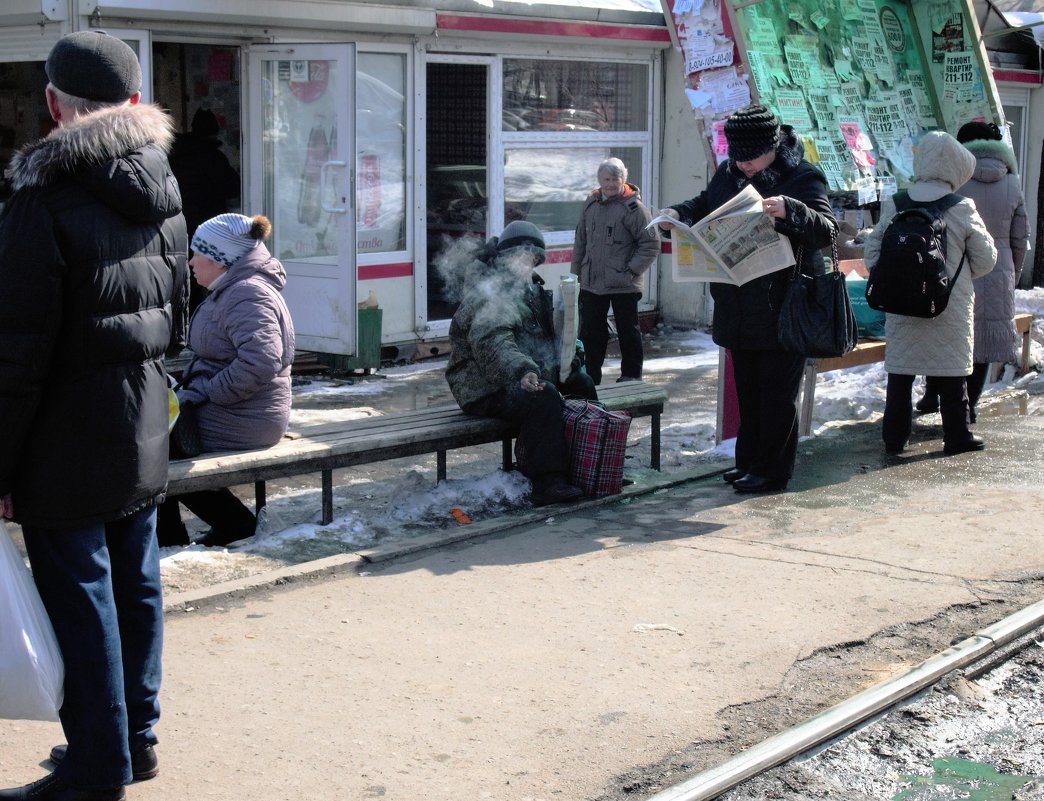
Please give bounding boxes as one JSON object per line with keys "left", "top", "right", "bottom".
{"left": 22, "top": 506, "right": 164, "bottom": 790}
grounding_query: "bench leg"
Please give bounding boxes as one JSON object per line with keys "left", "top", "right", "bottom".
{"left": 321, "top": 470, "right": 333, "bottom": 525}
{"left": 651, "top": 412, "right": 661, "bottom": 471}
{"left": 1021, "top": 329, "right": 1031, "bottom": 374}
{"left": 254, "top": 481, "right": 266, "bottom": 512}
{"left": 502, "top": 438, "right": 513, "bottom": 472}
{"left": 437, "top": 450, "right": 447, "bottom": 483}
{"left": 799, "top": 359, "right": 817, "bottom": 438}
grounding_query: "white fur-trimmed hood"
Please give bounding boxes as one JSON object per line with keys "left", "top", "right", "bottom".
{"left": 9, "top": 102, "right": 175, "bottom": 191}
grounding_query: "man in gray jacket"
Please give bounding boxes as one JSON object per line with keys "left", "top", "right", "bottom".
{"left": 570, "top": 157, "right": 660, "bottom": 384}
{"left": 0, "top": 30, "right": 187, "bottom": 801}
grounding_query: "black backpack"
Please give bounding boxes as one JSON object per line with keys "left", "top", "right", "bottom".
{"left": 864, "top": 191, "right": 966, "bottom": 318}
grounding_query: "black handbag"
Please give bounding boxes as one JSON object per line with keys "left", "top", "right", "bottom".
{"left": 169, "top": 379, "right": 203, "bottom": 459}
{"left": 777, "top": 234, "right": 857, "bottom": 359}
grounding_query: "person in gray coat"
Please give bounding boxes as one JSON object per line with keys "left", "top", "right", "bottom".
{"left": 158, "top": 213, "right": 296, "bottom": 547}
{"left": 917, "top": 121, "right": 1028, "bottom": 420}
{"left": 863, "top": 131, "right": 997, "bottom": 455}
{"left": 570, "top": 157, "right": 660, "bottom": 384}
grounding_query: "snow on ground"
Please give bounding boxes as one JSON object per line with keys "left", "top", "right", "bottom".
{"left": 160, "top": 290, "right": 1044, "bottom": 580}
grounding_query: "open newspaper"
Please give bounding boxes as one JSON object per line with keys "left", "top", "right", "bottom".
{"left": 647, "top": 185, "right": 796, "bottom": 285}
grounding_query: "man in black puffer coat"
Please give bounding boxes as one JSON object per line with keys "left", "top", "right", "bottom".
{"left": 0, "top": 31, "right": 187, "bottom": 801}
{"left": 658, "top": 104, "right": 836, "bottom": 494}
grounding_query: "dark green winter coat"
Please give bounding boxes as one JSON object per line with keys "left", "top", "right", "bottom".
{"left": 446, "top": 250, "right": 560, "bottom": 411}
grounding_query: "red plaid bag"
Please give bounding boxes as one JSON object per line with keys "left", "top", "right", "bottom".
{"left": 562, "top": 399, "right": 631, "bottom": 496}
{"left": 514, "top": 399, "right": 631, "bottom": 496}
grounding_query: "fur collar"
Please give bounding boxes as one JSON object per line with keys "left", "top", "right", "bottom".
{"left": 10, "top": 103, "right": 175, "bottom": 191}
{"left": 962, "top": 137, "right": 1019, "bottom": 175}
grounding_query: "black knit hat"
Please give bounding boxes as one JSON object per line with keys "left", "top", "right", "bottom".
{"left": 956, "top": 120, "right": 1002, "bottom": 144}
{"left": 724, "top": 104, "right": 781, "bottom": 162}
{"left": 45, "top": 30, "right": 142, "bottom": 103}
{"left": 497, "top": 220, "right": 546, "bottom": 266}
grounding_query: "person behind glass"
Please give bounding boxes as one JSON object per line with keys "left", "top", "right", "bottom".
{"left": 446, "top": 220, "right": 597, "bottom": 507}
{"left": 0, "top": 30, "right": 188, "bottom": 801}
{"left": 158, "top": 213, "right": 296, "bottom": 548}
{"left": 168, "top": 107, "right": 241, "bottom": 314}
{"left": 657, "top": 104, "right": 836, "bottom": 493}
{"left": 916, "top": 121, "right": 1027, "bottom": 421}
{"left": 863, "top": 131, "right": 996, "bottom": 455}
{"left": 570, "top": 157, "right": 661, "bottom": 384}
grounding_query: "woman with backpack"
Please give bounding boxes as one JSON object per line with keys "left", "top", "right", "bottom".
{"left": 863, "top": 131, "right": 997, "bottom": 455}
{"left": 916, "top": 122, "right": 1028, "bottom": 421}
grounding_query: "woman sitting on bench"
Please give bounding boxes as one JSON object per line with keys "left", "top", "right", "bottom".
{"left": 158, "top": 214, "right": 296, "bottom": 547}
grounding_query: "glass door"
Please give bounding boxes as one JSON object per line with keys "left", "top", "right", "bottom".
{"left": 248, "top": 44, "right": 356, "bottom": 354}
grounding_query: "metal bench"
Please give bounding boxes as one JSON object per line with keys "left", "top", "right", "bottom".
{"left": 167, "top": 380, "right": 668, "bottom": 524}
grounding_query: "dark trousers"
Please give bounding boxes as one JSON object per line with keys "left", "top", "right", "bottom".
{"left": 157, "top": 489, "right": 256, "bottom": 547}
{"left": 466, "top": 373, "right": 597, "bottom": 489}
{"left": 923, "top": 363, "right": 988, "bottom": 420}
{"left": 731, "top": 348, "right": 806, "bottom": 482}
{"left": 578, "top": 290, "right": 643, "bottom": 384}
{"left": 886, "top": 374, "right": 972, "bottom": 450}
{"left": 22, "top": 506, "right": 163, "bottom": 790}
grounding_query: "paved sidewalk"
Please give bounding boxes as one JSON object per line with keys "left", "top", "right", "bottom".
{"left": 2, "top": 407, "right": 1043, "bottom": 801}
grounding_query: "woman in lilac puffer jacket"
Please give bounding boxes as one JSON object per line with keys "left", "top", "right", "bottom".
{"left": 158, "top": 213, "right": 295, "bottom": 547}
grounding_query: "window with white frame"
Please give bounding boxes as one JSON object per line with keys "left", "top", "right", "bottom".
{"left": 500, "top": 58, "right": 652, "bottom": 242}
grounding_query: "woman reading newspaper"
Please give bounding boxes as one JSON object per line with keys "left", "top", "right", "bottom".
{"left": 658, "top": 104, "right": 836, "bottom": 493}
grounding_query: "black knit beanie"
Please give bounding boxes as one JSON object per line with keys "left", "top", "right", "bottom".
{"left": 956, "top": 120, "right": 1002, "bottom": 144}
{"left": 497, "top": 220, "right": 546, "bottom": 266}
{"left": 45, "top": 30, "right": 141, "bottom": 103}
{"left": 724, "top": 104, "right": 781, "bottom": 162}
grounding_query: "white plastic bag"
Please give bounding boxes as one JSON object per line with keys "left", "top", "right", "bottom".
{"left": 0, "top": 521, "right": 64, "bottom": 721}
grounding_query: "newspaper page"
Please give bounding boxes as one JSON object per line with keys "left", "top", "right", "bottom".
{"left": 556, "top": 275, "right": 579, "bottom": 383}
{"left": 648, "top": 185, "right": 796, "bottom": 285}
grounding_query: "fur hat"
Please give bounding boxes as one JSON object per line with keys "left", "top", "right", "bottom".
{"left": 497, "top": 220, "right": 546, "bottom": 266}
{"left": 192, "top": 214, "right": 272, "bottom": 269}
{"left": 724, "top": 104, "right": 781, "bottom": 162}
{"left": 956, "top": 120, "right": 1002, "bottom": 144}
{"left": 45, "top": 30, "right": 142, "bottom": 103}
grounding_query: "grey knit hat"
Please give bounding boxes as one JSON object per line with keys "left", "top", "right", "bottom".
{"left": 497, "top": 220, "right": 546, "bottom": 266}
{"left": 724, "top": 104, "right": 781, "bottom": 162}
{"left": 192, "top": 214, "right": 270, "bottom": 269}
{"left": 45, "top": 30, "right": 142, "bottom": 103}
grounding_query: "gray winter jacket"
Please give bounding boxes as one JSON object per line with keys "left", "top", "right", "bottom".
{"left": 178, "top": 244, "right": 295, "bottom": 451}
{"left": 958, "top": 138, "right": 1028, "bottom": 364}
{"left": 864, "top": 132, "right": 997, "bottom": 377}
{"left": 570, "top": 182, "right": 660, "bottom": 295}
{"left": 0, "top": 102, "right": 188, "bottom": 527}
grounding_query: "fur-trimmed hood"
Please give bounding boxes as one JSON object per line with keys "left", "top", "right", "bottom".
{"left": 8, "top": 103, "right": 180, "bottom": 225}
{"left": 963, "top": 137, "right": 1020, "bottom": 177}
{"left": 10, "top": 102, "right": 175, "bottom": 190}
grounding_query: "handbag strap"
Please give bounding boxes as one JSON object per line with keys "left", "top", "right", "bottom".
{"left": 788, "top": 217, "right": 840, "bottom": 280}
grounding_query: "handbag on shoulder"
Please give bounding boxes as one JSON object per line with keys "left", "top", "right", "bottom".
{"left": 777, "top": 232, "right": 858, "bottom": 359}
